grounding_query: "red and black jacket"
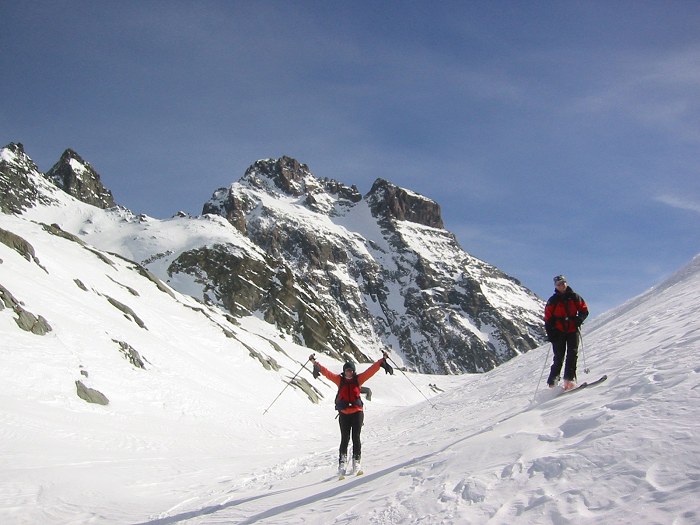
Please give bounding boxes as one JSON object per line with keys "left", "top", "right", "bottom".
{"left": 544, "top": 286, "right": 589, "bottom": 336}
{"left": 316, "top": 359, "right": 384, "bottom": 415}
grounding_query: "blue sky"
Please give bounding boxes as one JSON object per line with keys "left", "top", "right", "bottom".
{"left": 2, "top": 1, "right": 699, "bottom": 315}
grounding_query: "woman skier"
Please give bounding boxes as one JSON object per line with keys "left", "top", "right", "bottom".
{"left": 309, "top": 352, "right": 392, "bottom": 475}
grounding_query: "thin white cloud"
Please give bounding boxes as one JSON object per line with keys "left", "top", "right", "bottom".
{"left": 656, "top": 194, "right": 700, "bottom": 214}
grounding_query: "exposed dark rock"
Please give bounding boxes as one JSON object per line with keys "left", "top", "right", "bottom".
{"left": 290, "top": 376, "right": 323, "bottom": 404}
{"left": 367, "top": 178, "right": 444, "bottom": 229}
{"left": 0, "top": 284, "right": 52, "bottom": 335}
{"left": 106, "top": 295, "right": 147, "bottom": 329}
{"left": 167, "top": 244, "right": 364, "bottom": 361}
{"left": 14, "top": 308, "right": 52, "bottom": 335}
{"left": 244, "top": 156, "right": 313, "bottom": 197}
{"left": 45, "top": 149, "right": 116, "bottom": 209}
{"left": 42, "top": 223, "right": 86, "bottom": 246}
{"left": 0, "top": 143, "right": 60, "bottom": 213}
{"left": 0, "top": 227, "right": 41, "bottom": 264}
{"left": 75, "top": 380, "right": 109, "bottom": 405}
{"left": 112, "top": 339, "right": 146, "bottom": 369}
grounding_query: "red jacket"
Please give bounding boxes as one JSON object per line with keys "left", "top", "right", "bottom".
{"left": 544, "top": 287, "right": 589, "bottom": 334}
{"left": 316, "top": 359, "right": 384, "bottom": 415}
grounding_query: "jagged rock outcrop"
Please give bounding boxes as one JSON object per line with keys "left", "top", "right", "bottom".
{"left": 201, "top": 157, "right": 545, "bottom": 374}
{"left": 0, "top": 143, "right": 60, "bottom": 213}
{"left": 75, "top": 380, "right": 109, "bottom": 405}
{"left": 203, "top": 156, "right": 363, "bottom": 235}
{"left": 45, "top": 149, "right": 116, "bottom": 209}
{"left": 368, "top": 178, "right": 444, "bottom": 229}
{"left": 167, "top": 243, "right": 363, "bottom": 361}
{"left": 0, "top": 283, "right": 53, "bottom": 335}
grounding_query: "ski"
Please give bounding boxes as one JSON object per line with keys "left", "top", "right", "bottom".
{"left": 560, "top": 374, "right": 607, "bottom": 395}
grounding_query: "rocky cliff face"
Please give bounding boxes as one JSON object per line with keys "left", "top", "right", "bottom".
{"left": 0, "top": 143, "right": 59, "bottom": 214}
{"left": 200, "top": 157, "right": 545, "bottom": 373}
{"left": 368, "top": 178, "right": 444, "bottom": 229}
{"left": 45, "top": 149, "right": 116, "bottom": 209}
{"left": 1, "top": 144, "right": 546, "bottom": 374}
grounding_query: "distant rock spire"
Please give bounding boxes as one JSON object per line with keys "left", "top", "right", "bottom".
{"left": 45, "top": 149, "right": 116, "bottom": 209}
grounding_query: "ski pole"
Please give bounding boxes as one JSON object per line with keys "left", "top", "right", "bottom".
{"left": 386, "top": 355, "right": 437, "bottom": 410}
{"left": 263, "top": 357, "right": 311, "bottom": 415}
{"left": 531, "top": 345, "right": 551, "bottom": 404}
{"left": 578, "top": 329, "right": 590, "bottom": 374}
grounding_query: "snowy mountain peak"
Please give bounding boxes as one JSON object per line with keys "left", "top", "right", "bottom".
{"left": 242, "top": 156, "right": 315, "bottom": 197}
{"left": 200, "top": 156, "right": 544, "bottom": 373}
{"left": 0, "top": 142, "right": 60, "bottom": 213}
{"left": 0, "top": 143, "right": 40, "bottom": 179}
{"left": 241, "top": 156, "right": 363, "bottom": 214}
{"left": 45, "top": 148, "right": 116, "bottom": 209}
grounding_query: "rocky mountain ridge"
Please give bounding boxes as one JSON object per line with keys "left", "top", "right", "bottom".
{"left": 1, "top": 142, "right": 545, "bottom": 373}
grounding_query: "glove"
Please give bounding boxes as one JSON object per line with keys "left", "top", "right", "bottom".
{"left": 312, "top": 363, "right": 320, "bottom": 379}
{"left": 381, "top": 359, "right": 394, "bottom": 375}
{"left": 544, "top": 322, "right": 554, "bottom": 342}
{"left": 575, "top": 317, "right": 584, "bottom": 327}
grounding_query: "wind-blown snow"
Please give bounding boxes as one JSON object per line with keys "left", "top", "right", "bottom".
{"left": 1, "top": 207, "right": 699, "bottom": 523}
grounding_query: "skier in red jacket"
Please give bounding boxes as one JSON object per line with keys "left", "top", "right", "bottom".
{"left": 309, "top": 352, "right": 392, "bottom": 475}
{"left": 544, "top": 275, "right": 589, "bottom": 391}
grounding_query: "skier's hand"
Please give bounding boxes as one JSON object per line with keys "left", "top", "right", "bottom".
{"left": 312, "top": 362, "right": 321, "bottom": 379}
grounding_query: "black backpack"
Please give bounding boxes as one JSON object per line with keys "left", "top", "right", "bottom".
{"left": 334, "top": 374, "right": 364, "bottom": 411}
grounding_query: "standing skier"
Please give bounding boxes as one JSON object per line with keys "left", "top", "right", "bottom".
{"left": 309, "top": 352, "right": 392, "bottom": 475}
{"left": 544, "top": 275, "right": 589, "bottom": 391}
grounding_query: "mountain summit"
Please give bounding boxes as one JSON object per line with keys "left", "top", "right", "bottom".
{"left": 45, "top": 149, "right": 116, "bottom": 209}
{"left": 1, "top": 144, "right": 544, "bottom": 373}
{"left": 199, "top": 156, "right": 544, "bottom": 373}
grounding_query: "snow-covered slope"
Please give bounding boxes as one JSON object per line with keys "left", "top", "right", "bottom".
{"left": 2, "top": 200, "right": 698, "bottom": 523}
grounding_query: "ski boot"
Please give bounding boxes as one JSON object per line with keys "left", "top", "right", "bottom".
{"left": 338, "top": 454, "right": 347, "bottom": 476}
{"left": 349, "top": 456, "right": 362, "bottom": 476}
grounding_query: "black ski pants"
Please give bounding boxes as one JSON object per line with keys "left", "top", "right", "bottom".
{"left": 547, "top": 331, "right": 579, "bottom": 384}
{"left": 338, "top": 411, "right": 364, "bottom": 461}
